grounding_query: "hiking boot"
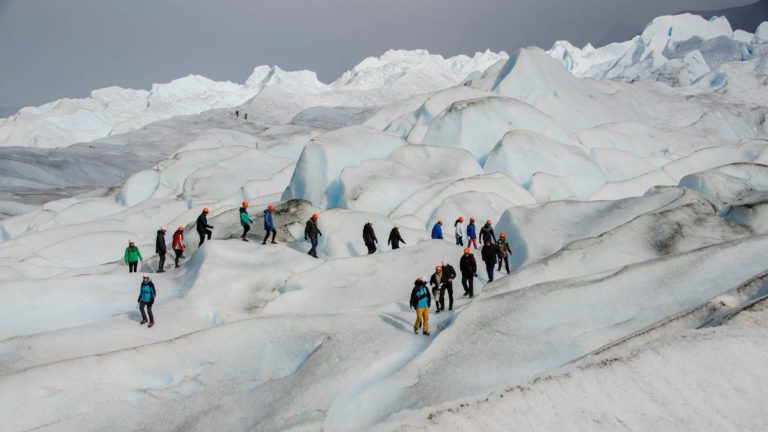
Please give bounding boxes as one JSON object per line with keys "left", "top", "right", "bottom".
{"left": 157, "top": 269, "right": 165, "bottom": 273}
{"left": 414, "top": 328, "right": 418, "bottom": 335}
{"left": 423, "top": 332, "right": 430, "bottom": 336}
{"left": 140, "top": 320, "right": 148, "bottom": 325}
{"left": 271, "top": 241, "right": 278, "bottom": 244}
{"left": 242, "top": 238, "right": 249, "bottom": 242}
{"left": 148, "top": 322, "right": 155, "bottom": 328}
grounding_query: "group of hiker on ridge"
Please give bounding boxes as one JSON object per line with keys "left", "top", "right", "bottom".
{"left": 124, "top": 203, "right": 512, "bottom": 333}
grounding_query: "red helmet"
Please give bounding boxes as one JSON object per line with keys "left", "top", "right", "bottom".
{"left": 486, "top": 219, "right": 492, "bottom": 224}
{"left": 242, "top": 201, "right": 249, "bottom": 207}
{"left": 177, "top": 226, "right": 184, "bottom": 231}
{"left": 500, "top": 232, "right": 506, "bottom": 238}
{"left": 470, "top": 217, "right": 475, "bottom": 222}
{"left": 203, "top": 208, "right": 209, "bottom": 214}
{"left": 464, "top": 247, "right": 470, "bottom": 254}
{"left": 435, "top": 265, "right": 442, "bottom": 270}
{"left": 458, "top": 217, "right": 464, "bottom": 222}
{"left": 267, "top": 204, "right": 274, "bottom": 211}
{"left": 312, "top": 213, "right": 319, "bottom": 220}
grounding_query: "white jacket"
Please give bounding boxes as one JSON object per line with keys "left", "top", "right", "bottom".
{"left": 454, "top": 222, "right": 463, "bottom": 238}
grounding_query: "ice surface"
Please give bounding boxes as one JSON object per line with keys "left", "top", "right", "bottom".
{"left": 1, "top": 12, "right": 768, "bottom": 432}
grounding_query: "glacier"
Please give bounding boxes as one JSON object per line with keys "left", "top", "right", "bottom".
{"left": 1, "top": 12, "right": 768, "bottom": 432}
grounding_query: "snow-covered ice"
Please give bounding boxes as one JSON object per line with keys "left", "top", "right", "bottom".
{"left": 2, "top": 12, "right": 768, "bottom": 432}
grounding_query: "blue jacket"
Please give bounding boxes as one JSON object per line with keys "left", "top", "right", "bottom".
{"left": 410, "top": 283, "right": 431, "bottom": 309}
{"left": 139, "top": 281, "right": 156, "bottom": 303}
{"left": 467, "top": 222, "right": 477, "bottom": 239}
{"left": 264, "top": 209, "right": 274, "bottom": 230}
{"left": 431, "top": 223, "right": 443, "bottom": 240}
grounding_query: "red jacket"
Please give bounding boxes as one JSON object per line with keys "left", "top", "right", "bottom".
{"left": 172, "top": 231, "right": 184, "bottom": 251}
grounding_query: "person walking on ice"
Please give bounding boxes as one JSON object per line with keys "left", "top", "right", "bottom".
{"left": 262, "top": 204, "right": 278, "bottom": 244}
{"left": 460, "top": 247, "right": 477, "bottom": 298}
{"left": 410, "top": 277, "right": 431, "bottom": 336}
{"left": 196, "top": 208, "right": 214, "bottom": 247}
{"left": 480, "top": 219, "right": 497, "bottom": 245}
{"left": 124, "top": 240, "right": 142, "bottom": 273}
{"left": 430, "top": 265, "right": 445, "bottom": 313}
{"left": 155, "top": 228, "right": 167, "bottom": 273}
{"left": 431, "top": 220, "right": 444, "bottom": 240}
{"left": 467, "top": 217, "right": 478, "bottom": 249}
{"left": 305, "top": 213, "right": 321, "bottom": 258}
{"left": 454, "top": 217, "right": 464, "bottom": 246}
{"left": 137, "top": 274, "right": 156, "bottom": 328}
{"left": 240, "top": 201, "right": 252, "bottom": 241}
{"left": 172, "top": 226, "right": 185, "bottom": 268}
{"left": 481, "top": 239, "right": 500, "bottom": 282}
{"left": 363, "top": 221, "right": 378, "bottom": 254}
{"left": 497, "top": 232, "right": 511, "bottom": 274}
{"left": 388, "top": 224, "right": 406, "bottom": 250}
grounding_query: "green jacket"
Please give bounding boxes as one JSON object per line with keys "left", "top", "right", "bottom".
{"left": 124, "top": 246, "right": 143, "bottom": 263}
{"left": 498, "top": 238, "right": 511, "bottom": 257}
{"left": 239, "top": 208, "right": 251, "bottom": 226}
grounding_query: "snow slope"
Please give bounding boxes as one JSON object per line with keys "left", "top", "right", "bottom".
{"left": 2, "top": 12, "right": 768, "bottom": 432}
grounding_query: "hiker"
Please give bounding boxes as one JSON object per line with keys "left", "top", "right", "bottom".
{"left": 467, "top": 217, "right": 478, "bottom": 249}
{"left": 431, "top": 220, "right": 444, "bottom": 240}
{"left": 388, "top": 225, "right": 406, "bottom": 250}
{"left": 497, "top": 232, "right": 511, "bottom": 274}
{"left": 410, "top": 277, "right": 431, "bottom": 336}
{"left": 240, "top": 201, "right": 252, "bottom": 241}
{"left": 481, "top": 239, "right": 499, "bottom": 282}
{"left": 196, "top": 208, "right": 214, "bottom": 247}
{"left": 262, "top": 204, "right": 277, "bottom": 245}
{"left": 363, "top": 221, "right": 378, "bottom": 254}
{"left": 244, "top": 113, "right": 248, "bottom": 120}
{"left": 155, "top": 228, "right": 167, "bottom": 273}
{"left": 137, "top": 274, "right": 156, "bottom": 328}
{"left": 172, "top": 226, "right": 185, "bottom": 268}
{"left": 124, "top": 241, "right": 142, "bottom": 273}
{"left": 459, "top": 247, "right": 478, "bottom": 298}
{"left": 479, "top": 219, "right": 497, "bottom": 245}
{"left": 454, "top": 217, "right": 464, "bottom": 246}
{"left": 441, "top": 260, "right": 457, "bottom": 311}
{"left": 305, "top": 213, "right": 321, "bottom": 258}
{"left": 235, "top": 110, "right": 239, "bottom": 118}
{"left": 430, "top": 265, "right": 444, "bottom": 313}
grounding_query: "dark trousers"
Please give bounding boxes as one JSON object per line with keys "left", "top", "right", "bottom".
{"left": 198, "top": 229, "right": 212, "bottom": 246}
{"left": 174, "top": 249, "right": 183, "bottom": 267}
{"left": 308, "top": 236, "right": 318, "bottom": 257}
{"left": 365, "top": 242, "right": 376, "bottom": 254}
{"left": 139, "top": 301, "right": 154, "bottom": 323}
{"left": 462, "top": 273, "right": 474, "bottom": 297}
{"left": 442, "top": 283, "right": 454, "bottom": 310}
{"left": 485, "top": 262, "right": 495, "bottom": 282}
{"left": 158, "top": 253, "right": 165, "bottom": 271}
{"left": 456, "top": 235, "right": 463, "bottom": 246}
{"left": 263, "top": 228, "right": 276, "bottom": 243}
{"left": 128, "top": 261, "right": 138, "bottom": 273}
{"left": 242, "top": 224, "right": 250, "bottom": 238}
{"left": 497, "top": 255, "right": 510, "bottom": 273}
{"left": 391, "top": 243, "right": 400, "bottom": 250}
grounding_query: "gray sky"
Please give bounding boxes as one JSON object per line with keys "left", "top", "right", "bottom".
{"left": 0, "top": 0, "right": 760, "bottom": 114}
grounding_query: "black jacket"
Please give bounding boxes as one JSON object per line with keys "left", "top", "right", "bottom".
{"left": 363, "top": 223, "right": 377, "bottom": 244}
{"left": 387, "top": 228, "right": 405, "bottom": 248}
{"left": 410, "top": 281, "right": 431, "bottom": 309}
{"left": 460, "top": 254, "right": 477, "bottom": 274}
{"left": 479, "top": 223, "right": 496, "bottom": 244}
{"left": 482, "top": 243, "right": 499, "bottom": 264}
{"left": 196, "top": 213, "right": 213, "bottom": 233}
{"left": 305, "top": 218, "right": 321, "bottom": 239}
{"left": 155, "top": 230, "right": 166, "bottom": 254}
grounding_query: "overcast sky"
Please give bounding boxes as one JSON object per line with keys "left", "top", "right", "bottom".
{"left": 0, "top": 0, "right": 760, "bottom": 114}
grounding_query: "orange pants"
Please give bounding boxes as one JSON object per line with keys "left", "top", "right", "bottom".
{"left": 414, "top": 308, "right": 429, "bottom": 334}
